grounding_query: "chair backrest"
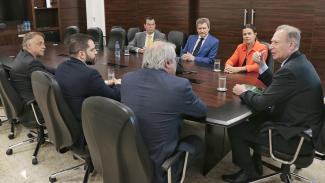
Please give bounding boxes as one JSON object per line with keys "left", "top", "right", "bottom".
{"left": 82, "top": 96, "right": 153, "bottom": 183}
{"left": 0, "top": 64, "right": 24, "bottom": 120}
{"left": 63, "top": 26, "right": 80, "bottom": 45}
{"left": 261, "top": 41, "right": 274, "bottom": 73}
{"left": 111, "top": 26, "right": 122, "bottom": 30}
{"left": 31, "top": 71, "right": 81, "bottom": 151}
{"left": 127, "top": 27, "right": 140, "bottom": 43}
{"left": 315, "top": 103, "right": 325, "bottom": 153}
{"left": 87, "top": 27, "right": 104, "bottom": 50}
{"left": 107, "top": 27, "right": 126, "bottom": 50}
{"left": 167, "top": 30, "right": 187, "bottom": 56}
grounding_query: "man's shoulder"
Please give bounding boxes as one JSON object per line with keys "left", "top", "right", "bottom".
{"left": 12, "top": 50, "right": 34, "bottom": 66}
{"left": 207, "top": 34, "right": 219, "bottom": 43}
{"left": 135, "top": 31, "right": 145, "bottom": 37}
{"left": 164, "top": 73, "right": 190, "bottom": 87}
{"left": 155, "top": 30, "right": 166, "bottom": 37}
{"left": 188, "top": 35, "right": 198, "bottom": 40}
{"left": 57, "top": 60, "right": 93, "bottom": 74}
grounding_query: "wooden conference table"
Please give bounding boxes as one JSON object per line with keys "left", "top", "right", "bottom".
{"left": 0, "top": 43, "right": 265, "bottom": 175}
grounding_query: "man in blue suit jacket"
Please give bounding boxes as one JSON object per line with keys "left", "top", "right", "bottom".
{"left": 121, "top": 41, "right": 207, "bottom": 183}
{"left": 56, "top": 34, "right": 121, "bottom": 147}
{"left": 182, "top": 18, "right": 219, "bottom": 64}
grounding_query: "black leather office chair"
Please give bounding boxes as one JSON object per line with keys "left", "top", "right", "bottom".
{"left": 107, "top": 27, "right": 126, "bottom": 50}
{"left": 87, "top": 27, "right": 104, "bottom": 50}
{"left": 251, "top": 127, "right": 315, "bottom": 183}
{"left": 315, "top": 103, "right": 325, "bottom": 160}
{"left": 167, "top": 30, "right": 187, "bottom": 56}
{"left": 0, "top": 64, "right": 47, "bottom": 165}
{"left": 82, "top": 96, "right": 190, "bottom": 183}
{"left": 63, "top": 26, "right": 80, "bottom": 45}
{"left": 261, "top": 41, "right": 274, "bottom": 73}
{"left": 0, "top": 56, "right": 14, "bottom": 127}
{"left": 111, "top": 26, "right": 123, "bottom": 30}
{"left": 127, "top": 27, "right": 140, "bottom": 44}
{"left": 31, "top": 71, "right": 92, "bottom": 183}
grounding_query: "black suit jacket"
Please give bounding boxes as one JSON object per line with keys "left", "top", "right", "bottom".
{"left": 11, "top": 50, "right": 54, "bottom": 103}
{"left": 240, "top": 51, "right": 324, "bottom": 143}
{"left": 55, "top": 57, "right": 121, "bottom": 121}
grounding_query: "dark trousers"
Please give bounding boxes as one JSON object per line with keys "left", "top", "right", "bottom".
{"left": 228, "top": 114, "right": 313, "bottom": 176}
{"left": 21, "top": 104, "right": 45, "bottom": 127}
{"left": 155, "top": 135, "right": 202, "bottom": 183}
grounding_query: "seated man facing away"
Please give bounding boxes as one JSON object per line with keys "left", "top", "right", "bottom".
{"left": 222, "top": 25, "right": 324, "bottom": 183}
{"left": 55, "top": 33, "right": 121, "bottom": 147}
{"left": 11, "top": 32, "right": 54, "bottom": 122}
{"left": 121, "top": 41, "right": 207, "bottom": 183}
{"left": 127, "top": 17, "right": 166, "bottom": 53}
{"left": 182, "top": 18, "right": 219, "bottom": 64}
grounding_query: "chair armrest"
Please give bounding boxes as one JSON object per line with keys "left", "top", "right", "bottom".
{"left": 161, "top": 151, "right": 189, "bottom": 183}
{"left": 161, "top": 151, "right": 185, "bottom": 172}
{"left": 268, "top": 128, "right": 308, "bottom": 164}
{"left": 25, "top": 99, "right": 36, "bottom": 106}
{"left": 26, "top": 99, "right": 43, "bottom": 126}
{"left": 315, "top": 151, "right": 325, "bottom": 160}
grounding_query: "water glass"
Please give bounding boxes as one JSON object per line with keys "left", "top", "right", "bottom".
{"left": 107, "top": 68, "right": 115, "bottom": 81}
{"left": 217, "top": 75, "right": 227, "bottom": 92}
{"left": 124, "top": 49, "right": 130, "bottom": 56}
{"left": 17, "top": 24, "right": 23, "bottom": 33}
{"left": 213, "top": 59, "right": 221, "bottom": 72}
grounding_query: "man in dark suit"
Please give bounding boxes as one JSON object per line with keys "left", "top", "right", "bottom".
{"left": 127, "top": 17, "right": 166, "bottom": 53}
{"left": 121, "top": 41, "right": 207, "bottom": 183}
{"left": 55, "top": 33, "right": 120, "bottom": 124}
{"left": 181, "top": 18, "right": 219, "bottom": 64}
{"left": 11, "top": 32, "right": 54, "bottom": 122}
{"left": 222, "top": 25, "right": 324, "bottom": 183}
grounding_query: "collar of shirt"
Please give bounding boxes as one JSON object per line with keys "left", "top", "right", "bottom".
{"left": 280, "top": 57, "right": 290, "bottom": 67}
{"left": 70, "top": 57, "right": 87, "bottom": 66}
{"left": 146, "top": 32, "right": 155, "bottom": 39}
{"left": 192, "top": 35, "right": 208, "bottom": 53}
{"left": 242, "top": 41, "right": 259, "bottom": 53}
{"left": 145, "top": 32, "right": 155, "bottom": 47}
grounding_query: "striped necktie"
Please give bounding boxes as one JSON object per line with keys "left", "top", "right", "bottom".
{"left": 146, "top": 35, "right": 153, "bottom": 47}
{"left": 193, "top": 38, "right": 204, "bottom": 56}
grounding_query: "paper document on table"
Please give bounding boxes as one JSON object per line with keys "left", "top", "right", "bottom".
{"left": 242, "top": 84, "right": 263, "bottom": 94}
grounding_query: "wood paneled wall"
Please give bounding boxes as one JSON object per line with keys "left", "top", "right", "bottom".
{"left": 104, "top": 0, "right": 192, "bottom": 36}
{"left": 60, "top": 0, "right": 87, "bottom": 34}
{"left": 311, "top": 0, "right": 325, "bottom": 87}
{"left": 107, "top": 0, "right": 325, "bottom": 86}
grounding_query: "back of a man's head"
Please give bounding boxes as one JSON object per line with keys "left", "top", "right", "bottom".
{"left": 142, "top": 41, "right": 176, "bottom": 70}
{"left": 68, "top": 33, "right": 93, "bottom": 56}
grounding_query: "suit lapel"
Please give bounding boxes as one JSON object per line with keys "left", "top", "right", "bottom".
{"left": 140, "top": 32, "right": 146, "bottom": 48}
{"left": 153, "top": 31, "right": 158, "bottom": 40}
{"left": 282, "top": 51, "right": 302, "bottom": 66}
{"left": 197, "top": 35, "right": 210, "bottom": 55}
{"left": 190, "top": 35, "right": 199, "bottom": 53}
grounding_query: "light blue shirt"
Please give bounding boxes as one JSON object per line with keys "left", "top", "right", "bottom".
{"left": 259, "top": 57, "right": 289, "bottom": 74}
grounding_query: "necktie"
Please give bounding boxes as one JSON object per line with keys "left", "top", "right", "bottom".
{"left": 192, "top": 38, "right": 204, "bottom": 56}
{"left": 146, "top": 35, "right": 153, "bottom": 47}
